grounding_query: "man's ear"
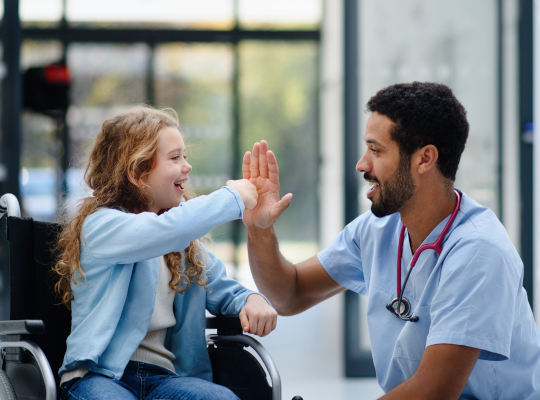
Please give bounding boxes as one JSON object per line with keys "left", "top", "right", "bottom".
{"left": 414, "top": 145, "right": 439, "bottom": 175}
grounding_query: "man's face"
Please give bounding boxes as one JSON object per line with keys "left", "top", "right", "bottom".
{"left": 356, "top": 112, "right": 416, "bottom": 217}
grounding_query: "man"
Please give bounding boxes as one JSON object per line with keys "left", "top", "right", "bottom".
{"left": 241, "top": 82, "right": 540, "bottom": 399}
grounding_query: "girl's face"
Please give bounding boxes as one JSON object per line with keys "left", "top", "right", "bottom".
{"left": 145, "top": 127, "right": 192, "bottom": 213}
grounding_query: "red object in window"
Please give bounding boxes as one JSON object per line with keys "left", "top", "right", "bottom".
{"left": 44, "top": 63, "right": 70, "bottom": 85}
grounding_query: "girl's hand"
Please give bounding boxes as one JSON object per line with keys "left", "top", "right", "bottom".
{"left": 239, "top": 294, "right": 278, "bottom": 337}
{"left": 226, "top": 179, "right": 258, "bottom": 210}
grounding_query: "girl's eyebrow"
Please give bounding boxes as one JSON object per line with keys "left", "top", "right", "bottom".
{"left": 166, "top": 147, "right": 185, "bottom": 154}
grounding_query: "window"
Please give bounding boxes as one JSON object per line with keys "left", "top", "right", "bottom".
{"left": 15, "top": 2, "right": 321, "bottom": 271}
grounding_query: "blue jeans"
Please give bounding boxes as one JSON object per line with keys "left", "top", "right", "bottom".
{"left": 61, "top": 361, "right": 240, "bottom": 400}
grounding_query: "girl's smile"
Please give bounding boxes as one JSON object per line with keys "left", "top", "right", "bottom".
{"left": 174, "top": 179, "right": 188, "bottom": 194}
{"left": 145, "top": 127, "right": 192, "bottom": 213}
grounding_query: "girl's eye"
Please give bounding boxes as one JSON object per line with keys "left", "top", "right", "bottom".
{"left": 172, "top": 155, "right": 180, "bottom": 160}
{"left": 183, "top": 155, "right": 187, "bottom": 160}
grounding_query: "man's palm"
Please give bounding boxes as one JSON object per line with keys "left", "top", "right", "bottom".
{"left": 242, "top": 141, "right": 292, "bottom": 229}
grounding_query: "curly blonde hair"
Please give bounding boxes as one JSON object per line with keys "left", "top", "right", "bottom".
{"left": 54, "top": 106, "right": 207, "bottom": 309}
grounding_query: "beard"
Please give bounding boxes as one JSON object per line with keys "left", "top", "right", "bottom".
{"left": 366, "top": 154, "right": 416, "bottom": 218}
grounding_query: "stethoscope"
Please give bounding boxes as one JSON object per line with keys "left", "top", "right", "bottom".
{"left": 386, "top": 189, "right": 461, "bottom": 323}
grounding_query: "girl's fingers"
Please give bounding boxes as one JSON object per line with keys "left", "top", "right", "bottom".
{"left": 263, "top": 320, "right": 272, "bottom": 337}
{"left": 250, "top": 319, "right": 259, "bottom": 336}
{"left": 239, "top": 309, "right": 249, "bottom": 332}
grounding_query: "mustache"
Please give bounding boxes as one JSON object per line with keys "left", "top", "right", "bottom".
{"left": 363, "top": 173, "right": 379, "bottom": 183}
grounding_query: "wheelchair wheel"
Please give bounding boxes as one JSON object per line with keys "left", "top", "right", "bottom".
{"left": 0, "top": 367, "right": 17, "bottom": 400}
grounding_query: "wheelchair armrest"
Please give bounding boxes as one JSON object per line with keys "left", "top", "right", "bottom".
{"left": 0, "top": 320, "right": 45, "bottom": 335}
{"left": 206, "top": 315, "right": 243, "bottom": 335}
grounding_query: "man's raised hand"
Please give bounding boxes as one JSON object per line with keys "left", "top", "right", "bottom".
{"left": 242, "top": 140, "right": 293, "bottom": 229}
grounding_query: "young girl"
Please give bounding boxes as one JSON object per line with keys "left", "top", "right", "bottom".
{"left": 54, "top": 106, "right": 277, "bottom": 400}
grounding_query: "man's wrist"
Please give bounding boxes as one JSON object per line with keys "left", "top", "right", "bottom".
{"left": 247, "top": 225, "right": 276, "bottom": 242}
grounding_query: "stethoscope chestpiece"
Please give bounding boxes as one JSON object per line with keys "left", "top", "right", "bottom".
{"left": 388, "top": 297, "right": 411, "bottom": 317}
{"left": 386, "top": 297, "right": 419, "bottom": 322}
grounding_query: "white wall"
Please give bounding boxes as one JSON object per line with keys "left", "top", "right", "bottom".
{"left": 319, "top": 0, "right": 345, "bottom": 248}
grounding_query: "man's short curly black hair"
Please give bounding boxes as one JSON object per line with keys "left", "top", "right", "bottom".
{"left": 366, "top": 82, "right": 469, "bottom": 181}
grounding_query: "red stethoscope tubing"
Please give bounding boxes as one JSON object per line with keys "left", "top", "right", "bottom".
{"left": 396, "top": 189, "right": 462, "bottom": 297}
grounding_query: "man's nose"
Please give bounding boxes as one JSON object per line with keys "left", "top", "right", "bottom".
{"left": 356, "top": 152, "right": 370, "bottom": 173}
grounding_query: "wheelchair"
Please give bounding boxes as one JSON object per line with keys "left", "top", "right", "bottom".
{"left": 0, "top": 193, "right": 302, "bottom": 400}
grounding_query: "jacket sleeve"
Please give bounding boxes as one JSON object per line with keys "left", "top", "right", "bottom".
{"left": 202, "top": 244, "right": 271, "bottom": 315}
{"left": 82, "top": 187, "right": 244, "bottom": 265}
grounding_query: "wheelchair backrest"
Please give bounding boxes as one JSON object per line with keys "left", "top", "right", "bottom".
{"left": 6, "top": 216, "right": 71, "bottom": 385}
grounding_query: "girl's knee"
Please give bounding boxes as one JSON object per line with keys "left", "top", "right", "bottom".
{"left": 61, "top": 374, "right": 137, "bottom": 400}
{"left": 206, "top": 384, "right": 240, "bottom": 400}
{"left": 151, "top": 377, "right": 240, "bottom": 400}
{"left": 194, "top": 382, "right": 240, "bottom": 400}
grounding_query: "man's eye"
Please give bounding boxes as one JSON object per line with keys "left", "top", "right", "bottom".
{"left": 370, "top": 148, "right": 379, "bottom": 154}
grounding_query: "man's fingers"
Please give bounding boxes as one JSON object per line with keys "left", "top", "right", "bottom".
{"left": 259, "top": 140, "right": 269, "bottom": 179}
{"left": 270, "top": 193, "right": 293, "bottom": 220}
{"left": 242, "top": 151, "right": 251, "bottom": 180}
{"left": 250, "top": 142, "right": 260, "bottom": 179}
{"left": 266, "top": 150, "right": 280, "bottom": 184}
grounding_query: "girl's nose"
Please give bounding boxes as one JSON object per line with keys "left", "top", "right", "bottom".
{"left": 183, "top": 162, "right": 192, "bottom": 173}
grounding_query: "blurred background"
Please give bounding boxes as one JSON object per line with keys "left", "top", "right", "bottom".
{"left": 0, "top": 0, "right": 535, "bottom": 399}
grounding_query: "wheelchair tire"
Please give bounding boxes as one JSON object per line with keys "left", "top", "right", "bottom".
{"left": 0, "top": 367, "right": 17, "bottom": 400}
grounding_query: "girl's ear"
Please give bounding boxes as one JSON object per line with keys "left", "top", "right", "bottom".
{"left": 127, "top": 172, "right": 138, "bottom": 186}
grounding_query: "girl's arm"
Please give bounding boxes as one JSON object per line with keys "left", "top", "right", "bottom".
{"left": 83, "top": 187, "right": 244, "bottom": 265}
{"left": 203, "top": 245, "right": 277, "bottom": 337}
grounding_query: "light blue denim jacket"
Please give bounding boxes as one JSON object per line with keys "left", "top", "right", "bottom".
{"left": 58, "top": 187, "right": 260, "bottom": 381}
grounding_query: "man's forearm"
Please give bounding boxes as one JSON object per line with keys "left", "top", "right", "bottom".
{"left": 379, "top": 376, "right": 448, "bottom": 400}
{"left": 379, "top": 374, "right": 463, "bottom": 400}
{"left": 247, "top": 225, "right": 299, "bottom": 314}
{"left": 379, "top": 344, "right": 481, "bottom": 400}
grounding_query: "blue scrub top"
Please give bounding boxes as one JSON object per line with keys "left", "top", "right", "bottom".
{"left": 318, "top": 191, "right": 540, "bottom": 399}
